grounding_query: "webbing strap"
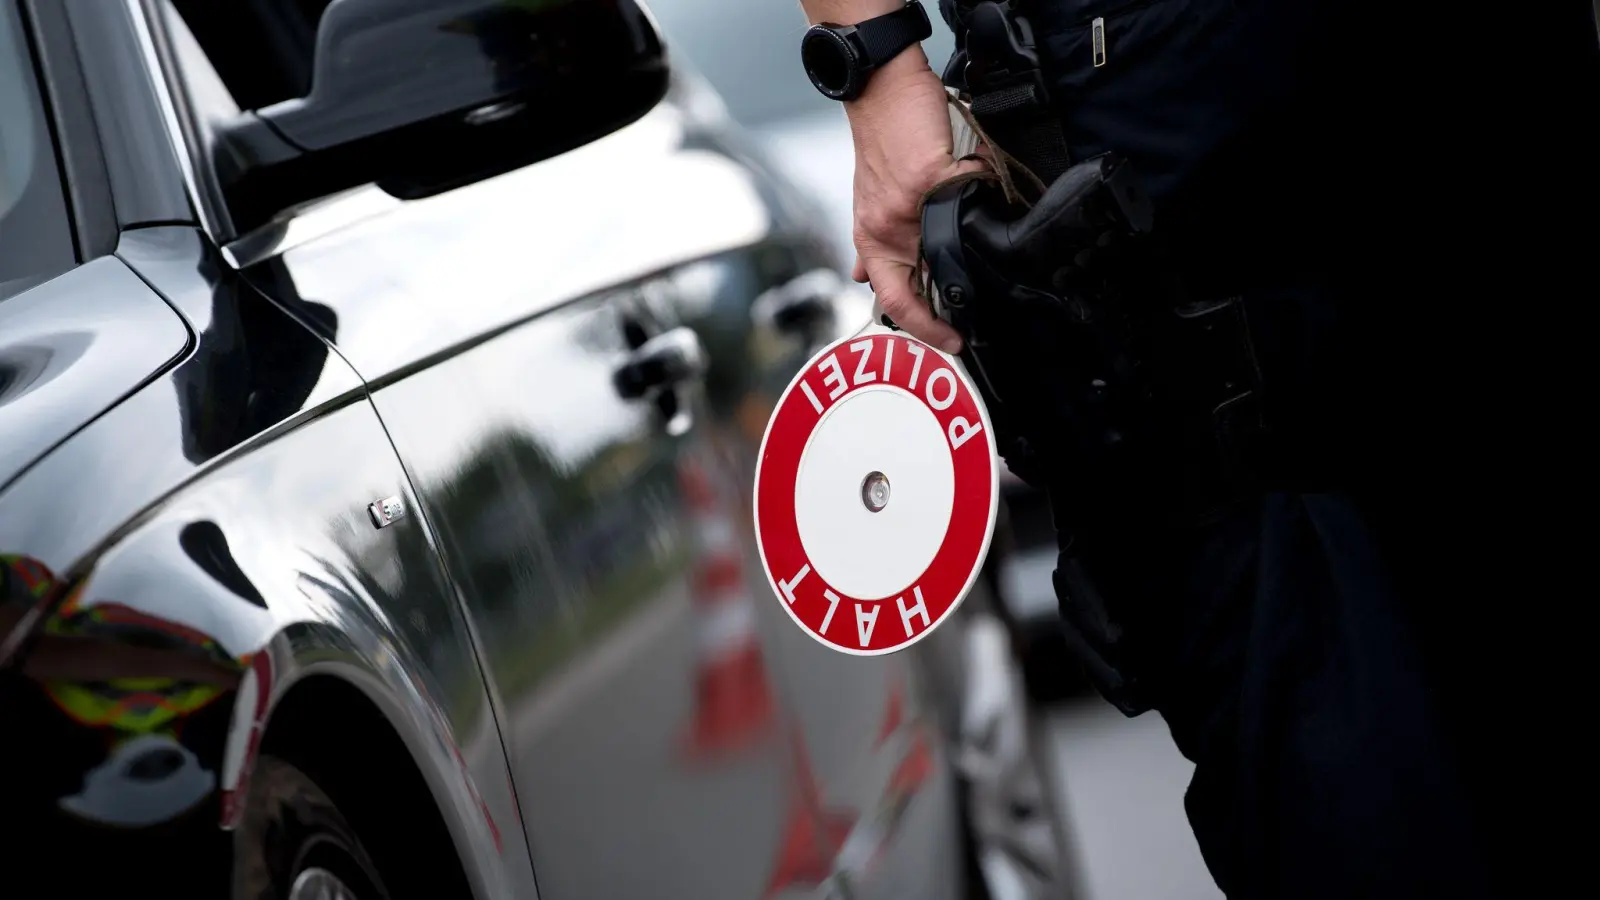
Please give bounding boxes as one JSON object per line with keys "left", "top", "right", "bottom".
{"left": 945, "top": 1, "right": 1073, "bottom": 189}
{"left": 968, "top": 80, "right": 1071, "bottom": 186}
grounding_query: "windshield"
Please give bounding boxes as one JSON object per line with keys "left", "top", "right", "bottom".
{"left": 646, "top": 0, "right": 956, "bottom": 130}
{"left": 0, "top": 2, "right": 75, "bottom": 298}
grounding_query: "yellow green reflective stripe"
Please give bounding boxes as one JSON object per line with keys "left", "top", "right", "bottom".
{"left": 1, "top": 554, "right": 56, "bottom": 599}
{"left": 46, "top": 680, "right": 224, "bottom": 732}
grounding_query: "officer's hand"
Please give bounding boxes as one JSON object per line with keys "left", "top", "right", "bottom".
{"left": 845, "top": 48, "right": 985, "bottom": 355}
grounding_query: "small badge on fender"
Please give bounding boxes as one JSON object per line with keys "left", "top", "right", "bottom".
{"left": 368, "top": 495, "right": 406, "bottom": 529}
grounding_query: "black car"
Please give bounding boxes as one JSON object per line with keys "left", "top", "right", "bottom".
{"left": 0, "top": 1, "right": 1085, "bottom": 898}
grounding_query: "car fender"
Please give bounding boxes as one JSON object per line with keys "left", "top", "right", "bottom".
{"left": 0, "top": 269, "right": 532, "bottom": 896}
{"left": 0, "top": 257, "right": 191, "bottom": 494}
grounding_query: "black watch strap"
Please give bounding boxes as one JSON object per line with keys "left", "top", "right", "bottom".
{"left": 855, "top": 1, "right": 934, "bottom": 69}
{"left": 804, "top": 2, "right": 934, "bottom": 101}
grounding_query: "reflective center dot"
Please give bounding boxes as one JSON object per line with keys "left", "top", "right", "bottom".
{"left": 861, "top": 471, "right": 890, "bottom": 512}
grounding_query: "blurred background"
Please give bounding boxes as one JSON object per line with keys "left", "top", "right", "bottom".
{"left": 642, "top": 4, "right": 1218, "bottom": 899}
{"left": 642, "top": 0, "right": 954, "bottom": 262}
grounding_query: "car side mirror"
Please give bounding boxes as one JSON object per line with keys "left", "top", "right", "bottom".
{"left": 213, "top": 0, "right": 669, "bottom": 239}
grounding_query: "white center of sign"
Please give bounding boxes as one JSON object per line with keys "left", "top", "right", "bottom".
{"left": 793, "top": 385, "right": 954, "bottom": 602}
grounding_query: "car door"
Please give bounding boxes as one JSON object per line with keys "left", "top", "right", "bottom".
{"left": 345, "top": 268, "right": 801, "bottom": 900}
{"left": 147, "top": 7, "right": 807, "bottom": 899}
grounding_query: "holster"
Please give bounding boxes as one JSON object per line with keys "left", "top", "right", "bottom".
{"left": 920, "top": 129, "right": 1266, "bottom": 718}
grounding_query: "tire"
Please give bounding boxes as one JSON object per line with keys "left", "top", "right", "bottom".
{"left": 952, "top": 612, "right": 1090, "bottom": 900}
{"left": 982, "top": 513, "right": 1090, "bottom": 708}
{"left": 1016, "top": 626, "right": 1091, "bottom": 707}
{"left": 233, "top": 755, "right": 392, "bottom": 900}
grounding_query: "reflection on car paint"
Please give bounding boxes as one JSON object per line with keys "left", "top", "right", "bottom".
{"left": 0, "top": 259, "right": 193, "bottom": 493}
{"left": 0, "top": 249, "right": 532, "bottom": 889}
{"left": 430, "top": 421, "right": 689, "bottom": 699}
{"left": 0, "top": 551, "right": 57, "bottom": 662}
{"left": 370, "top": 636, "right": 503, "bottom": 853}
{"left": 764, "top": 674, "right": 943, "bottom": 898}
{"left": 677, "top": 450, "right": 779, "bottom": 763}
{"left": 2, "top": 552, "right": 246, "bottom": 829}
{"left": 764, "top": 724, "right": 858, "bottom": 900}
{"left": 672, "top": 266, "right": 957, "bottom": 898}
{"left": 834, "top": 722, "right": 940, "bottom": 882}
{"left": 218, "top": 650, "right": 273, "bottom": 829}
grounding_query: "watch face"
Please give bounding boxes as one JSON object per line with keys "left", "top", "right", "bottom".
{"left": 801, "top": 28, "right": 856, "bottom": 99}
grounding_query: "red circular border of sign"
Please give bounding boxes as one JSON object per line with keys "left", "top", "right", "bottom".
{"left": 753, "top": 330, "right": 999, "bottom": 656}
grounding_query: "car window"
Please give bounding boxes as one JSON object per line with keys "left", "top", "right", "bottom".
{"left": 0, "top": 3, "right": 76, "bottom": 299}
{"left": 164, "top": 0, "right": 323, "bottom": 113}
{"left": 645, "top": 0, "right": 957, "bottom": 129}
{"left": 152, "top": 0, "right": 319, "bottom": 239}
{"left": 158, "top": 0, "right": 244, "bottom": 122}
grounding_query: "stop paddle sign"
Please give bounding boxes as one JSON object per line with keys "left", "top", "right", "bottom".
{"left": 753, "top": 329, "right": 1000, "bottom": 656}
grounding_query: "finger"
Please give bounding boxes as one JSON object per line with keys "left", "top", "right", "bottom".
{"left": 851, "top": 255, "right": 868, "bottom": 283}
{"left": 949, "top": 156, "right": 991, "bottom": 181}
{"left": 867, "top": 258, "right": 963, "bottom": 354}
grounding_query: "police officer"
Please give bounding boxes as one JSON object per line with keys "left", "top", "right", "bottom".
{"left": 791, "top": 0, "right": 1537, "bottom": 897}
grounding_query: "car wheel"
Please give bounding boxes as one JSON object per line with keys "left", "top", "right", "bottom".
{"left": 1013, "top": 626, "right": 1089, "bottom": 707}
{"left": 233, "top": 755, "right": 391, "bottom": 900}
{"left": 954, "top": 612, "right": 1088, "bottom": 900}
{"left": 983, "top": 499, "right": 1090, "bottom": 708}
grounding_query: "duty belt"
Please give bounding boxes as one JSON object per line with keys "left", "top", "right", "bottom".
{"left": 933, "top": 0, "right": 1267, "bottom": 511}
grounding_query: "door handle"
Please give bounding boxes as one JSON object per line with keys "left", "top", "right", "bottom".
{"left": 751, "top": 269, "right": 840, "bottom": 335}
{"left": 612, "top": 326, "right": 707, "bottom": 400}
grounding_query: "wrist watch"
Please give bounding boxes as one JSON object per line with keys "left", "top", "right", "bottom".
{"left": 801, "top": 1, "right": 934, "bottom": 102}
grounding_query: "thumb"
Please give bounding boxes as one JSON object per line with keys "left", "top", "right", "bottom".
{"left": 867, "top": 256, "right": 964, "bottom": 355}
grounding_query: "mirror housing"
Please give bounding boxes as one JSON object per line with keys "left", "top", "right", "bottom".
{"left": 212, "top": 0, "right": 669, "bottom": 239}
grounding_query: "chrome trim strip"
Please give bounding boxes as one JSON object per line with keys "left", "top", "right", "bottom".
{"left": 221, "top": 186, "right": 400, "bottom": 270}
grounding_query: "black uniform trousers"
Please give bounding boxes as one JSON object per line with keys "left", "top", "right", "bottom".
{"left": 1080, "top": 491, "right": 1495, "bottom": 900}
{"left": 986, "top": 0, "right": 1542, "bottom": 895}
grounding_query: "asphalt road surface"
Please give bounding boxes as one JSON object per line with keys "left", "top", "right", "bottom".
{"left": 1044, "top": 698, "right": 1226, "bottom": 900}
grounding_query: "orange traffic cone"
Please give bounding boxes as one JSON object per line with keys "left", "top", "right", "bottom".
{"left": 763, "top": 726, "right": 857, "bottom": 899}
{"left": 887, "top": 726, "right": 935, "bottom": 798}
{"left": 875, "top": 674, "right": 933, "bottom": 796}
{"left": 852, "top": 726, "right": 939, "bottom": 880}
{"left": 679, "top": 455, "right": 778, "bottom": 763}
{"left": 834, "top": 680, "right": 937, "bottom": 880}
{"left": 875, "top": 677, "right": 906, "bottom": 749}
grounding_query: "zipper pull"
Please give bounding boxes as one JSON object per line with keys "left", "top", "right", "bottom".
{"left": 1091, "top": 16, "right": 1108, "bottom": 67}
